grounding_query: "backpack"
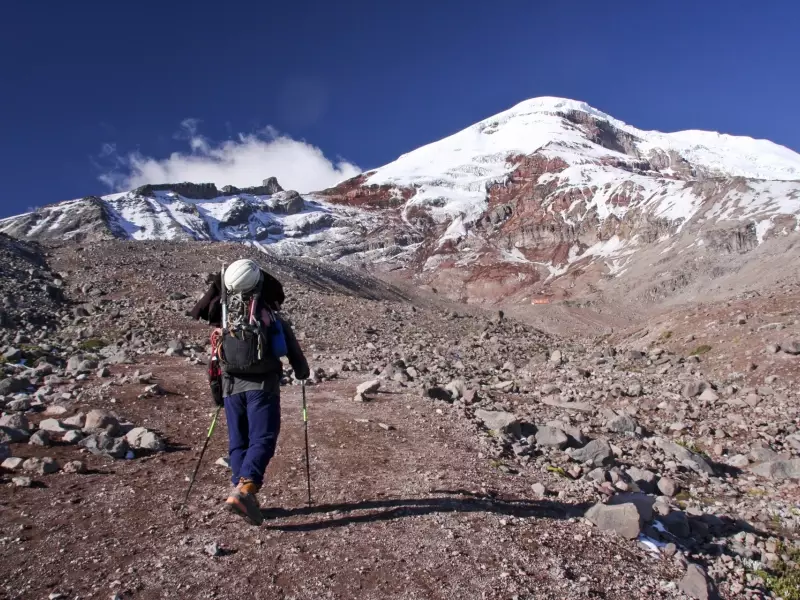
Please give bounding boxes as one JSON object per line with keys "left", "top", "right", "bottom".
{"left": 217, "top": 268, "right": 287, "bottom": 375}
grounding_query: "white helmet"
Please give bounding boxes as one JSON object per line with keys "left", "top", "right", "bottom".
{"left": 223, "top": 259, "right": 262, "bottom": 294}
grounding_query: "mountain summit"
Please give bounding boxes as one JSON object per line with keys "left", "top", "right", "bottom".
{"left": 3, "top": 97, "right": 799, "bottom": 307}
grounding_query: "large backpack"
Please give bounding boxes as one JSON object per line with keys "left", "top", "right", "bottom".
{"left": 216, "top": 267, "right": 287, "bottom": 375}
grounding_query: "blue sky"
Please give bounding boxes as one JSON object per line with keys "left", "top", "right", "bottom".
{"left": 1, "top": 0, "right": 798, "bottom": 217}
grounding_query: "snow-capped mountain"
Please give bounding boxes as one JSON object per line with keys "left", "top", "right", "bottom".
{"left": 4, "top": 97, "right": 800, "bottom": 306}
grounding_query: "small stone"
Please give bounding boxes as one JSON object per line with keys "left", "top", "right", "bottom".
{"left": 63, "top": 413, "right": 86, "bottom": 428}
{"left": 2, "top": 457, "right": 24, "bottom": 470}
{"left": 205, "top": 542, "right": 222, "bottom": 557}
{"left": 781, "top": 340, "right": 800, "bottom": 355}
{"left": 378, "top": 423, "right": 394, "bottom": 431}
{"left": 657, "top": 477, "right": 678, "bottom": 497}
{"left": 0, "top": 413, "right": 29, "bottom": 432}
{"left": 549, "top": 350, "right": 563, "bottom": 365}
{"left": 29, "top": 430, "right": 52, "bottom": 447}
{"left": 3, "top": 348, "right": 22, "bottom": 361}
{"left": 607, "top": 414, "right": 637, "bottom": 434}
{"left": 698, "top": 388, "right": 719, "bottom": 402}
{"left": 766, "top": 343, "right": 781, "bottom": 354}
{"left": 355, "top": 379, "right": 380, "bottom": 397}
{"left": 531, "top": 482, "right": 547, "bottom": 497}
{"left": 727, "top": 454, "right": 749, "bottom": 468}
{"left": 63, "top": 430, "right": 84, "bottom": 444}
{"left": 97, "top": 367, "right": 111, "bottom": 378}
{"left": 682, "top": 381, "right": 705, "bottom": 398}
{"left": 215, "top": 457, "right": 230, "bottom": 469}
{"left": 22, "top": 456, "right": 59, "bottom": 475}
{"left": 39, "top": 418, "right": 69, "bottom": 433}
{"left": 626, "top": 382, "right": 643, "bottom": 397}
{"left": 62, "top": 460, "right": 86, "bottom": 474}
{"left": 12, "top": 476, "right": 32, "bottom": 487}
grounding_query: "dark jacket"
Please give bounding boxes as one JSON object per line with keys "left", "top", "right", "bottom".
{"left": 189, "top": 272, "right": 309, "bottom": 381}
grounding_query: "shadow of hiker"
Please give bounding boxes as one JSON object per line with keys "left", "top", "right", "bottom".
{"left": 261, "top": 489, "right": 592, "bottom": 532}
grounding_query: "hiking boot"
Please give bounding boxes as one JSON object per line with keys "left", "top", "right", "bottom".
{"left": 225, "top": 479, "right": 264, "bottom": 526}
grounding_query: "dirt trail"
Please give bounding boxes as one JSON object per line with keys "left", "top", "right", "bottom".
{"left": 0, "top": 359, "right": 678, "bottom": 600}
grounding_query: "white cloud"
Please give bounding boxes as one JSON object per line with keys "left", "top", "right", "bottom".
{"left": 99, "top": 122, "right": 361, "bottom": 193}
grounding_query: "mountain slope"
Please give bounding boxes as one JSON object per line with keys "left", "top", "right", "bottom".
{"left": 4, "top": 97, "right": 800, "bottom": 308}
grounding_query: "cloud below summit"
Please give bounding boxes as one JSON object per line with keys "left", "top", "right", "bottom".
{"left": 99, "top": 122, "right": 361, "bottom": 193}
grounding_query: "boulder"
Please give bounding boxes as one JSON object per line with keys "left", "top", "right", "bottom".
{"left": 79, "top": 432, "right": 130, "bottom": 459}
{"left": 28, "top": 430, "right": 51, "bottom": 447}
{"left": 534, "top": 425, "right": 569, "bottom": 449}
{"left": 782, "top": 340, "right": 800, "bottom": 355}
{"left": 22, "top": 456, "right": 60, "bottom": 475}
{"left": 652, "top": 437, "right": 714, "bottom": 475}
{"left": 607, "top": 492, "right": 654, "bottom": 522}
{"left": 0, "top": 378, "right": 30, "bottom": 395}
{"left": 474, "top": 409, "right": 521, "bottom": 437}
{"left": 2, "top": 456, "right": 24, "bottom": 470}
{"left": 62, "top": 460, "right": 87, "bottom": 474}
{"left": 63, "top": 430, "right": 84, "bottom": 444}
{"left": 0, "top": 426, "right": 29, "bottom": 443}
{"left": 83, "top": 409, "right": 119, "bottom": 434}
{"left": 585, "top": 502, "right": 642, "bottom": 539}
{"left": 39, "top": 418, "right": 70, "bottom": 433}
{"left": 356, "top": 380, "right": 380, "bottom": 397}
{"left": 0, "top": 413, "right": 29, "bottom": 432}
{"left": 570, "top": 439, "right": 614, "bottom": 467}
{"left": 125, "top": 427, "right": 166, "bottom": 451}
{"left": 679, "top": 564, "right": 718, "bottom": 600}
{"left": 751, "top": 459, "right": 800, "bottom": 481}
{"left": 606, "top": 414, "right": 637, "bottom": 434}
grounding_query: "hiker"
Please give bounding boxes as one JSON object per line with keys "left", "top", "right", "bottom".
{"left": 190, "top": 258, "right": 309, "bottom": 525}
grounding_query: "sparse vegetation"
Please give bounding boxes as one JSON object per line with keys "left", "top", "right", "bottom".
{"left": 755, "top": 542, "right": 800, "bottom": 600}
{"left": 659, "top": 330, "right": 673, "bottom": 340}
{"left": 546, "top": 465, "right": 569, "bottom": 478}
{"left": 690, "top": 344, "right": 712, "bottom": 356}
{"left": 78, "top": 338, "right": 107, "bottom": 351}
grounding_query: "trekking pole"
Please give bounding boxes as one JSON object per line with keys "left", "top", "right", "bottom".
{"left": 182, "top": 405, "right": 222, "bottom": 509}
{"left": 302, "top": 380, "right": 312, "bottom": 506}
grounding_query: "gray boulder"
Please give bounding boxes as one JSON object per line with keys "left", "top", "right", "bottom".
{"left": 28, "top": 430, "right": 51, "bottom": 447}
{"left": 679, "top": 563, "right": 718, "bottom": 600}
{"left": 0, "top": 426, "right": 29, "bottom": 443}
{"left": 474, "top": 409, "right": 521, "bottom": 437}
{"left": 534, "top": 425, "right": 569, "bottom": 449}
{"left": 79, "top": 432, "right": 130, "bottom": 459}
{"left": 63, "top": 430, "right": 84, "bottom": 444}
{"left": 0, "top": 413, "right": 29, "bottom": 431}
{"left": 585, "top": 502, "right": 642, "bottom": 539}
{"left": 606, "top": 414, "right": 637, "bottom": 434}
{"left": 125, "top": 427, "right": 165, "bottom": 451}
{"left": 569, "top": 439, "right": 614, "bottom": 467}
{"left": 751, "top": 459, "right": 800, "bottom": 481}
{"left": 83, "top": 409, "right": 119, "bottom": 434}
{"left": 0, "top": 378, "right": 29, "bottom": 395}
{"left": 652, "top": 437, "right": 714, "bottom": 475}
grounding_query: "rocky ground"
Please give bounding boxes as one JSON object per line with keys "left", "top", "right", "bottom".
{"left": 0, "top": 238, "right": 798, "bottom": 599}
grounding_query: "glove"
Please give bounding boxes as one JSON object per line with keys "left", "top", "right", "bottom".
{"left": 209, "top": 378, "right": 224, "bottom": 406}
{"left": 294, "top": 367, "right": 310, "bottom": 381}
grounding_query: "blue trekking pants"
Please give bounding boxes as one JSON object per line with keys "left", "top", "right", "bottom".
{"left": 223, "top": 389, "right": 281, "bottom": 488}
